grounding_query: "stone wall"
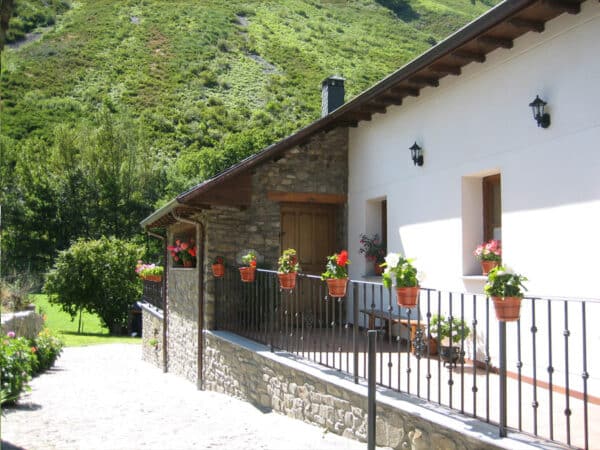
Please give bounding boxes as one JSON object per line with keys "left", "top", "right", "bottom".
{"left": 1, "top": 310, "right": 44, "bottom": 340}
{"left": 140, "top": 304, "right": 163, "bottom": 369}
{"left": 200, "top": 127, "right": 349, "bottom": 329}
{"left": 167, "top": 268, "right": 199, "bottom": 383}
{"left": 203, "top": 331, "right": 539, "bottom": 450}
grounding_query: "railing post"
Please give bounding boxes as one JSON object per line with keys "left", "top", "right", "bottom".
{"left": 353, "top": 283, "right": 359, "bottom": 384}
{"left": 368, "top": 329, "right": 377, "bottom": 450}
{"left": 499, "top": 321, "right": 507, "bottom": 437}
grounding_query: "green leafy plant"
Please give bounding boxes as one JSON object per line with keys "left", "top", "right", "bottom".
{"left": 241, "top": 251, "right": 257, "bottom": 267}
{"left": 321, "top": 250, "right": 350, "bottom": 280}
{"left": 484, "top": 266, "right": 528, "bottom": 298}
{"left": 135, "top": 262, "right": 164, "bottom": 279}
{"left": 148, "top": 338, "right": 159, "bottom": 348}
{"left": 44, "top": 237, "right": 142, "bottom": 335}
{"left": 0, "top": 332, "right": 37, "bottom": 405}
{"left": 32, "top": 328, "right": 64, "bottom": 373}
{"left": 430, "top": 315, "right": 471, "bottom": 345}
{"left": 381, "top": 253, "right": 418, "bottom": 289}
{"left": 212, "top": 256, "right": 225, "bottom": 265}
{"left": 359, "top": 233, "right": 386, "bottom": 264}
{"left": 278, "top": 248, "right": 300, "bottom": 274}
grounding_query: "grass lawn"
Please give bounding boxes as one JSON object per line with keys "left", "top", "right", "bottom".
{"left": 31, "top": 294, "right": 140, "bottom": 347}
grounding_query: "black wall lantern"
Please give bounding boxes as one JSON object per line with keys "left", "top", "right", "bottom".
{"left": 409, "top": 142, "right": 424, "bottom": 166}
{"left": 528, "top": 95, "right": 551, "bottom": 128}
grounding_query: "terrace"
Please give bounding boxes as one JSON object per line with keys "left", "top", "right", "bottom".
{"left": 211, "top": 269, "right": 599, "bottom": 450}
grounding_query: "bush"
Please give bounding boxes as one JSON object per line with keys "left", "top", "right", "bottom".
{"left": 32, "top": 328, "right": 64, "bottom": 373}
{"left": 0, "top": 332, "right": 37, "bottom": 405}
{"left": 44, "top": 237, "right": 142, "bottom": 335}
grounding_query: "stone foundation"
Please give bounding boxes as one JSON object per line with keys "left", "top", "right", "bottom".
{"left": 1, "top": 310, "right": 44, "bottom": 340}
{"left": 203, "top": 331, "right": 541, "bottom": 450}
{"left": 140, "top": 303, "right": 163, "bottom": 369}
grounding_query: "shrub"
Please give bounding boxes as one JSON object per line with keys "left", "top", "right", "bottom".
{"left": 32, "top": 328, "right": 64, "bottom": 373}
{"left": 0, "top": 332, "right": 37, "bottom": 405}
{"left": 44, "top": 237, "right": 142, "bottom": 335}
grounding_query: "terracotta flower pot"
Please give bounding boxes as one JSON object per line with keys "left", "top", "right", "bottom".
{"left": 146, "top": 275, "right": 162, "bottom": 282}
{"left": 239, "top": 266, "right": 256, "bottom": 283}
{"left": 326, "top": 278, "right": 348, "bottom": 298}
{"left": 480, "top": 260, "right": 499, "bottom": 275}
{"left": 374, "top": 262, "right": 384, "bottom": 276}
{"left": 395, "top": 286, "right": 420, "bottom": 307}
{"left": 212, "top": 263, "right": 225, "bottom": 278}
{"left": 491, "top": 296, "right": 522, "bottom": 322}
{"left": 278, "top": 272, "right": 297, "bottom": 290}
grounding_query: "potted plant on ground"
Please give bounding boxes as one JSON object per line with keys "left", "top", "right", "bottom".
{"left": 321, "top": 250, "right": 351, "bottom": 297}
{"left": 239, "top": 251, "right": 257, "bottom": 282}
{"left": 484, "top": 265, "right": 528, "bottom": 322}
{"left": 167, "top": 239, "right": 197, "bottom": 268}
{"left": 473, "top": 239, "right": 501, "bottom": 275}
{"left": 382, "top": 253, "right": 420, "bottom": 307}
{"left": 430, "top": 314, "right": 471, "bottom": 367}
{"left": 135, "top": 262, "right": 164, "bottom": 282}
{"left": 359, "top": 233, "right": 386, "bottom": 275}
{"left": 277, "top": 248, "right": 300, "bottom": 290}
{"left": 212, "top": 256, "right": 225, "bottom": 278}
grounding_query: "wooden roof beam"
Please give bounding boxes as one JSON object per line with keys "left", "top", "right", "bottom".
{"left": 345, "top": 111, "right": 373, "bottom": 122}
{"left": 430, "top": 64, "right": 462, "bottom": 76}
{"left": 542, "top": 0, "right": 581, "bottom": 14}
{"left": 390, "top": 86, "right": 420, "bottom": 97}
{"left": 379, "top": 92, "right": 404, "bottom": 105}
{"left": 407, "top": 76, "right": 439, "bottom": 88}
{"left": 508, "top": 17, "right": 545, "bottom": 32}
{"left": 452, "top": 50, "right": 486, "bottom": 63}
{"left": 358, "top": 103, "right": 387, "bottom": 114}
{"left": 478, "top": 35, "right": 514, "bottom": 49}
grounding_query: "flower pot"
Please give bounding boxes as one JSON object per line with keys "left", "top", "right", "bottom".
{"left": 374, "top": 262, "right": 384, "bottom": 276}
{"left": 395, "top": 286, "right": 419, "bottom": 307}
{"left": 278, "top": 272, "right": 297, "bottom": 290}
{"left": 480, "top": 260, "right": 499, "bottom": 275}
{"left": 239, "top": 266, "right": 256, "bottom": 283}
{"left": 146, "top": 275, "right": 162, "bottom": 282}
{"left": 326, "top": 278, "right": 348, "bottom": 298}
{"left": 212, "top": 263, "right": 225, "bottom": 278}
{"left": 439, "top": 345, "right": 464, "bottom": 368}
{"left": 491, "top": 296, "right": 522, "bottom": 322}
{"left": 183, "top": 260, "right": 194, "bottom": 268}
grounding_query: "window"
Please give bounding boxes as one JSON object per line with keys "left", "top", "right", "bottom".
{"left": 483, "top": 174, "right": 501, "bottom": 241}
{"left": 364, "top": 198, "right": 387, "bottom": 276}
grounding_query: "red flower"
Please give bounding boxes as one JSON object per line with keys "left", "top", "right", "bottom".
{"left": 180, "top": 242, "right": 189, "bottom": 250}
{"left": 250, "top": 260, "right": 257, "bottom": 268}
{"left": 337, "top": 250, "right": 349, "bottom": 267}
{"left": 188, "top": 247, "right": 197, "bottom": 257}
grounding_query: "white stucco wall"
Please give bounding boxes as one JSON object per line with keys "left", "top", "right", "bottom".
{"left": 348, "top": 0, "right": 600, "bottom": 299}
{"left": 347, "top": 1, "right": 600, "bottom": 397}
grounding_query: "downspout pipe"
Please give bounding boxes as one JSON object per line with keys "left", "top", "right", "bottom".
{"left": 172, "top": 212, "right": 205, "bottom": 391}
{"left": 145, "top": 229, "right": 168, "bottom": 373}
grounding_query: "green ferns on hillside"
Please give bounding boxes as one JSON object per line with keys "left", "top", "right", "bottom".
{"left": 0, "top": 0, "right": 496, "bottom": 274}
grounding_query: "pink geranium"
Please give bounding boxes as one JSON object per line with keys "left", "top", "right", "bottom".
{"left": 474, "top": 240, "right": 502, "bottom": 262}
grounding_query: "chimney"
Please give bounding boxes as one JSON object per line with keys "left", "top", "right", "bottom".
{"left": 321, "top": 75, "right": 345, "bottom": 117}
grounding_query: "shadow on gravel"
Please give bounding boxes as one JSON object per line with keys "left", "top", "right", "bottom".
{"left": 1, "top": 440, "right": 27, "bottom": 449}
{"left": 4, "top": 402, "right": 43, "bottom": 413}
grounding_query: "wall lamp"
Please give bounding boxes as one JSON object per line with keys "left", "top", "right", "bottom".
{"left": 528, "top": 95, "right": 551, "bottom": 128}
{"left": 409, "top": 142, "right": 424, "bottom": 166}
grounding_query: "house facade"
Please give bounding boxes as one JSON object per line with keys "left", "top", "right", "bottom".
{"left": 140, "top": 0, "right": 599, "bottom": 447}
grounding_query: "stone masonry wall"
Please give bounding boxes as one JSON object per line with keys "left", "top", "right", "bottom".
{"left": 1, "top": 310, "right": 44, "bottom": 340}
{"left": 200, "top": 127, "right": 349, "bottom": 329}
{"left": 141, "top": 306, "right": 163, "bottom": 369}
{"left": 203, "top": 331, "right": 527, "bottom": 450}
{"left": 167, "top": 268, "right": 198, "bottom": 383}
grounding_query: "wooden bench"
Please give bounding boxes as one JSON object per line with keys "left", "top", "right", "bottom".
{"left": 360, "top": 308, "right": 426, "bottom": 352}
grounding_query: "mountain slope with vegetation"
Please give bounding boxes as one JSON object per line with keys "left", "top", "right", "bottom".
{"left": 0, "top": 0, "right": 496, "bottom": 274}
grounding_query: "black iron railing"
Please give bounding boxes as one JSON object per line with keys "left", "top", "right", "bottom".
{"left": 215, "top": 268, "right": 598, "bottom": 450}
{"left": 141, "top": 279, "right": 164, "bottom": 310}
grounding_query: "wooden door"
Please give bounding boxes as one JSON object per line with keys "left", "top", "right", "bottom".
{"left": 280, "top": 203, "right": 337, "bottom": 274}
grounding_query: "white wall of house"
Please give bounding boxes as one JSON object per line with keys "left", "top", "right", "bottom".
{"left": 349, "top": 0, "right": 600, "bottom": 299}
{"left": 347, "top": 0, "right": 600, "bottom": 395}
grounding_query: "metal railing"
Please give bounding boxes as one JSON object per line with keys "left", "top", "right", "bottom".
{"left": 141, "top": 279, "right": 164, "bottom": 310}
{"left": 214, "top": 268, "right": 598, "bottom": 450}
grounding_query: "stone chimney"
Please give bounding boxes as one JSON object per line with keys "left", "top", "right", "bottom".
{"left": 321, "top": 75, "right": 345, "bottom": 117}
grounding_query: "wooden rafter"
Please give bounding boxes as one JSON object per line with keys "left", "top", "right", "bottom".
{"left": 268, "top": 191, "right": 347, "bottom": 204}
{"left": 359, "top": 102, "right": 387, "bottom": 114}
{"left": 430, "top": 64, "right": 462, "bottom": 76}
{"left": 345, "top": 111, "right": 373, "bottom": 122}
{"left": 452, "top": 50, "right": 486, "bottom": 63}
{"left": 542, "top": 0, "right": 581, "bottom": 14}
{"left": 390, "top": 86, "right": 420, "bottom": 97}
{"left": 407, "top": 76, "right": 440, "bottom": 87}
{"left": 380, "top": 91, "right": 404, "bottom": 105}
{"left": 508, "top": 17, "right": 545, "bottom": 32}
{"left": 478, "top": 35, "right": 514, "bottom": 49}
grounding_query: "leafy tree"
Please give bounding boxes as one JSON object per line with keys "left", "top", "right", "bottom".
{"left": 44, "top": 237, "right": 141, "bottom": 335}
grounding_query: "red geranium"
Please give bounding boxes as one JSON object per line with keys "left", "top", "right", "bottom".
{"left": 337, "top": 250, "right": 349, "bottom": 267}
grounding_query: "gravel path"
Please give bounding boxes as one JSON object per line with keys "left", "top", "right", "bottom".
{"left": 2, "top": 344, "right": 372, "bottom": 450}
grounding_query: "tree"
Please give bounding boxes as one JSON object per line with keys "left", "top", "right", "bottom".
{"left": 44, "top": 237, "right": 141, "bottom": 335}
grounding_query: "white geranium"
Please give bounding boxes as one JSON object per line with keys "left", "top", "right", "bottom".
{"left": 384, "top": 252, "right": 401, "bottom": 269}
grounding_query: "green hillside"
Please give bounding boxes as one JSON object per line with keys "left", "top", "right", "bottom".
{"left": 0, "top": 0, "right": 496, "bottom": 274}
